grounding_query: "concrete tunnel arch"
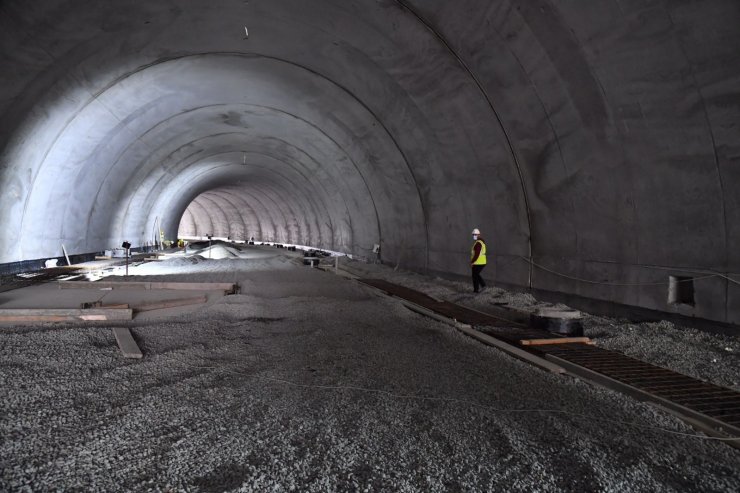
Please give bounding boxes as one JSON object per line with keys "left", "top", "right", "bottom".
{"left": 0, "top": 0, "right": 739, "bottom": 324}
{"left": 17, "top": 55, "right": 425, "bottom": 264}
{"left": 175, "top": 150, "right": 360, "bottom": 245}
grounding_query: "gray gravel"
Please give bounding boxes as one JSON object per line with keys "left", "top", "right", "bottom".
{"left": 1, "top": 253, "right": 739, "bottom": 491}
{"left": 343, "top": 259, "right": 740, "bottom": 393}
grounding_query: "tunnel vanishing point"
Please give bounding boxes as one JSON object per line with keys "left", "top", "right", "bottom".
{"left": 1, "top": 1, "right": 739, "bottom": 325}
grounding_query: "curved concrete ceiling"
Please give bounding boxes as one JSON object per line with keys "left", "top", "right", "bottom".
{"left": 1, "top": 0, "right": 739, "bottom": 322}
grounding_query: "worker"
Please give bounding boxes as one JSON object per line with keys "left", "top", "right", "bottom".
{"left": 470, "top": 228, "right": 487, "bottom": 293}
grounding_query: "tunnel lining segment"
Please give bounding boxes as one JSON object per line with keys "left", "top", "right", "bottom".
{"left": 396, "top": 0, "right": 533, "bottom": 283}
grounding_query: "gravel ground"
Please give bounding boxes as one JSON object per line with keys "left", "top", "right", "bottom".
{"left": 341, "top": 259, "right": 740, "bottom": 392}
{"left": 1, "top": 250, "right": 739, "bottom": 492}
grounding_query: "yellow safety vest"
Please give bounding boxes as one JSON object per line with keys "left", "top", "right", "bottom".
{"left": 471, "top": 240, "right": 487, "bottom": 265}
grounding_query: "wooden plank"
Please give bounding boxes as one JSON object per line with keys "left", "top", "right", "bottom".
{"left": 60, "top": 281, "right": 151, "bottom": 290}
{"left": 112, "top": 327, "right": 143, "bottom": 359}
{"left": 150, "top": 282, "right": 236, "bottom": 293}
{"left": 0, "top": 308, "right": 133, "bottom": 323}
{"left": 0, "top": 315, "right": 70, "bottom": 322}
{"left": 83, "top": 301, "right": 127, "bottom": 309}
{"left": 81, "top": 301, "right": 133, "bottom": 310}
{"left": 59, "top": 281, "right": 237, "bottom": 293}
{"left": 132, "top": 295, "right": 208, "bottom": 312}
{"left": 520, "top": 337, "right": 592, "bottom": 346}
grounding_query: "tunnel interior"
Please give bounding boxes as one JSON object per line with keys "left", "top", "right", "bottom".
{"left": 1, "top": 0, "right": 739, "bottom": 324}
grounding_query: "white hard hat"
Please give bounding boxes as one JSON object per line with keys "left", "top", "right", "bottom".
{"left": 472, "top": 228, "right": 480, "bottom": 235}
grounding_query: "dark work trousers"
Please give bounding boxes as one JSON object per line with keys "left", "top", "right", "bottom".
{"left": 472, "top": 264, "right": 487, "bottom": 292}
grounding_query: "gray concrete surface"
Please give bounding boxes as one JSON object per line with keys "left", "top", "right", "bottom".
{"left": 1, "top": 254, "right": 739, "bottom": 491}
{"left": 0, "top": 1, "right": 739, "bottom": 323}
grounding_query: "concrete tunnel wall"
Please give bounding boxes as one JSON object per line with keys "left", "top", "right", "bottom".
{"left": 0, "top": 1, "right": 739, "bottom": 324}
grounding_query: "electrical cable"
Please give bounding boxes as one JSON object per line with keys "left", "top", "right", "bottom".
{"left": 712, "top": 272, "right": 740, "bottom": 287}
{"left": 516, "top": 256, "right": 737, "bottom": 287}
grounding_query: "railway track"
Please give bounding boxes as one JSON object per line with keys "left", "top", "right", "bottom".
{"left": 359, "top": 278, "right": 740, "bottom": 447}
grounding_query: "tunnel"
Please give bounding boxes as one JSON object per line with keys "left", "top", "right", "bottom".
{"left": 3, "top": 2, "right": 740, "bottom": 490}
{"left": 1, "top": 2, "right": 740, "bottom": 320}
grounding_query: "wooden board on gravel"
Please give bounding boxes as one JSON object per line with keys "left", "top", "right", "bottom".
{"left": 0, "top": 308, "right": 133, "bottom": 323}
{"left": 58, "top": 281, "right": 237, "bottom": 294}
{"left": 112, "top": 327, "right": 143, "bottom": 359}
